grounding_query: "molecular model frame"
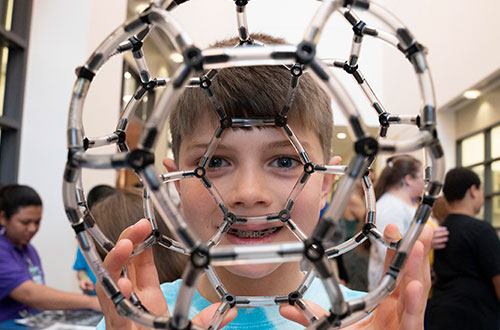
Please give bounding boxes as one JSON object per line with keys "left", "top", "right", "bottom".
{"left": 62, "top": 0, "right": 445, "bottom": 329}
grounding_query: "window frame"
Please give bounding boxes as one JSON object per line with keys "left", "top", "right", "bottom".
{"left": 0, "top": 0, "right": 32, "bottom": 183}
{"left": 457, "top": 121, "right": 500, "bottom": 227}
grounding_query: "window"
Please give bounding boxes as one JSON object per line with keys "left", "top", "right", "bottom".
{"left": 0, "top": 0, "right": 32, "bottom": 183}
{"left": 458, "top": 122, "right": 500, "bottom": 228}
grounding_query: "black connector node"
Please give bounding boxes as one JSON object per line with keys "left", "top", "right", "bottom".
{"left": 378, "top": 112, "right": 390, "bottom": 127}
{"left": 288, "top": 291, "right": 302, "bottom": 306}
{"left": 183, "top": 47, "right": 204, "bottom": 71}
{"left": 296, "top": 41, "right": 316, "bottom": 65}
{"left": 190, "top": 245, "right": 210, "bottom": 269}
{"left": 278, "top": 209, "right": 291, "bottom": 222}
{"left": 354, "top": 137, "right": 378, "bottom": 156}
{"left": 304, "top": 162, "right": 315, "bottom": 174}
{"left": 114, "top": 130, "right": 126, "bottom": 144}
{"left": 304, "top": 239, "right": 325, "bottom": 262}
{"left": 352, "top": 20, "right": 366, "bottom": 37}
{"left": 127, "top": 149, "right": 154, "bottom": 170}
{"left": 194, "top": 166, "right": 206, "bottom": 178}
{"left": 275, "top": 115, "right": 288, "bottom": 127}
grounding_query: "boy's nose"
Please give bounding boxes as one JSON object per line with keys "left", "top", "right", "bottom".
{"left": 226, "top": 166, "right": 273, "bottom": 210}
{"left": 27, "top": 222, "right": 38, "bottom": 234}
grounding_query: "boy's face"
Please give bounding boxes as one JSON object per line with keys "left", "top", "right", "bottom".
{"left": 0, "top": 206, "right": 42, "bottom": 249}
{"left": 163, "top": 114, "right": 337, "bottom": 279}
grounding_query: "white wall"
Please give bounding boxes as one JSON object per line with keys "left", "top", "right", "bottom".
{"left": 19, "top": 0, "right": 126, "bottom": 292}
{"left": 376, "top": 0, "right": 500, "bottom": 169}
{"left": 170, "top": 0, "right": 500, "bottom": 169}
{"left": 379, "top": 0, "right": 500, "bottom": 108}
{"left": 456, "top": 85, "right": 500, "bottom": 139}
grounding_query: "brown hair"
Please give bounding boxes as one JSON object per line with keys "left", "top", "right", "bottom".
{"left": 91, "top": 188, "right": 187, "bottom": 283}
{"left": 374, "top": 154, "right": 422, "bottom": 200}
{"left": 431, "top": 195, "right": 450, "bottom": 224}
{"left": 169, "top": 33, "right": 333, "bottom": 163}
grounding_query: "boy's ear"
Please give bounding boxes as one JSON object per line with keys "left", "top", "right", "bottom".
{"left": 162, "top": 158, "right": 181, "bottom": 193}
{"left": 162, "top": 157, "right": 177, "bottom": 172}
{"left": 321, "top": 156, "right": 342, "bottom": 204}
{"left": 468, "top": 184, "right": 479, "bottom": 200}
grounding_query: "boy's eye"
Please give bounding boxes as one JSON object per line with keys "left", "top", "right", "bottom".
{"left": 208, "top": 156, "right": 228, "bottom": 168}
{"left": 270, "top": 156, "right": 299, "bottom": 169}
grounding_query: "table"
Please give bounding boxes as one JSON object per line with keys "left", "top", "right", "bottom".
{"left": 0, "top": 310, "right": 103, "bottom": 330}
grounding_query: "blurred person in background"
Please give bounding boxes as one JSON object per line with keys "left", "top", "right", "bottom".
{"left": 73, "top": 184, "right": 116, "bottom": 295}
{"left": 90, "top": 188, "right": 187, "bottom": 283}
{"left": 368, "top": 155, "right": 427, "bottom": 290}
{"left": 0, "top": 184, "right": 100, "bottom": 322}
{"left": 426, "top": 167, "right": 500, "bottom": 330}
{"left": 338, "top": 171, "right": 374, "bottom": 291}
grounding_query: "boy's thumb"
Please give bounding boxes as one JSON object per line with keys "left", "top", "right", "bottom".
{"left": 192, "top": 302, "right": 238, "bottom": 330}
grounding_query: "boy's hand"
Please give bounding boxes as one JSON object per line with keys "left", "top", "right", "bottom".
{"left": 280, "top": 223, "right": 432, "bottom": 329}
{"left": 96, "top": 218, "right": 168, "bottom": 330}
{"left": 96, "top": 219, "right": 237, "bottom": 330}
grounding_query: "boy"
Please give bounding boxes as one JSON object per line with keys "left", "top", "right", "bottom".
{"left": 96, "top": 35, "right": 433, "bottom": 329}
{"left": 426, "top": 168, "right": 500, "bottom": 329}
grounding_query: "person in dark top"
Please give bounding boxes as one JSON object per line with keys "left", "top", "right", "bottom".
{"left": 426, "top": 167, "right": 500, "bottom": 330}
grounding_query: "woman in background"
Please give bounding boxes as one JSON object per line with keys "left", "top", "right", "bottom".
{"left": 368, "top": 155, "right": 426, "bottom": 290}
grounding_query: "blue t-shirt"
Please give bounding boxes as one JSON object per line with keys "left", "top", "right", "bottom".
{"left": 97, "top": 276, "right": 365, "bottom": 329}
{"left": 0, "top": 234, "right": 45, "bottom": 322}
{"left": 73, "top": 247, "right": 97, "bottom": 295}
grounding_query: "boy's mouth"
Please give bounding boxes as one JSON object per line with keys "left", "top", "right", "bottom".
{"left": 224, "top": 226, "right": 283, "bottom": 244}
{"left": 227, "top": 227, "right": 281, "bottom": 238}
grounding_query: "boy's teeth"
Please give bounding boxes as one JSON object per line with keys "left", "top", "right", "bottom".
{"left": 228, "top": 227, "right": 279, "bottom": 238}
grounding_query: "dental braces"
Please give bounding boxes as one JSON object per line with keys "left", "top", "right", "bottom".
{"left": 63, "top": 0, "right": 445, "bottom": 329}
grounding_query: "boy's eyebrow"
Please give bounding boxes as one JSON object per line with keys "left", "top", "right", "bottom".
{"left": 265, "top": 140, "right": 313, "bottom": 151}
{"left": 19, "top": 218, "right": 41, "bottom": 223}
{"left": 186, "top": 139, "right": 312, "bottom": 153}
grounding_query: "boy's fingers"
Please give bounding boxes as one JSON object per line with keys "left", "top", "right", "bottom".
{"left": 399, "top": 280, "right": 425, "bottom": 329}
{"left": 419, "top": 224, "right": 433, "bottom": 254}
{"left": 96, "top": 273, "right": 135, "bottom": 330}
{"left": 131, "top": 248, "right": 160, "bottom": 290}
{"left": 126, "top": 249, "right": 167, "bottom": 316}
{"left": 397, "top": 225, "right": 432, "bottom": 318}
{"left": 382, "top": 223, "right": 403, "bottom": 273}
{"left": 103, "top": 239, "right": 134, "bottom": 279}
{"left": 111, "top": 219, "right": 155, "bottom": 288}
{"left": 117, "top": 277, "right": 133, "bottom": 299}
{"left": 401, "top": 240, "right": 425, "bottom": 289}
{"left": 192, "top": 303, "right": 238, "bottom": 329}
{"left": 119, "top": 218, "right": 153, "bottom": 245}
{"left": 96, "top": 239, "right": 133, "bottom": 313}
{"left": 279, "top": 300, "right": 328, "bottom": 327}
